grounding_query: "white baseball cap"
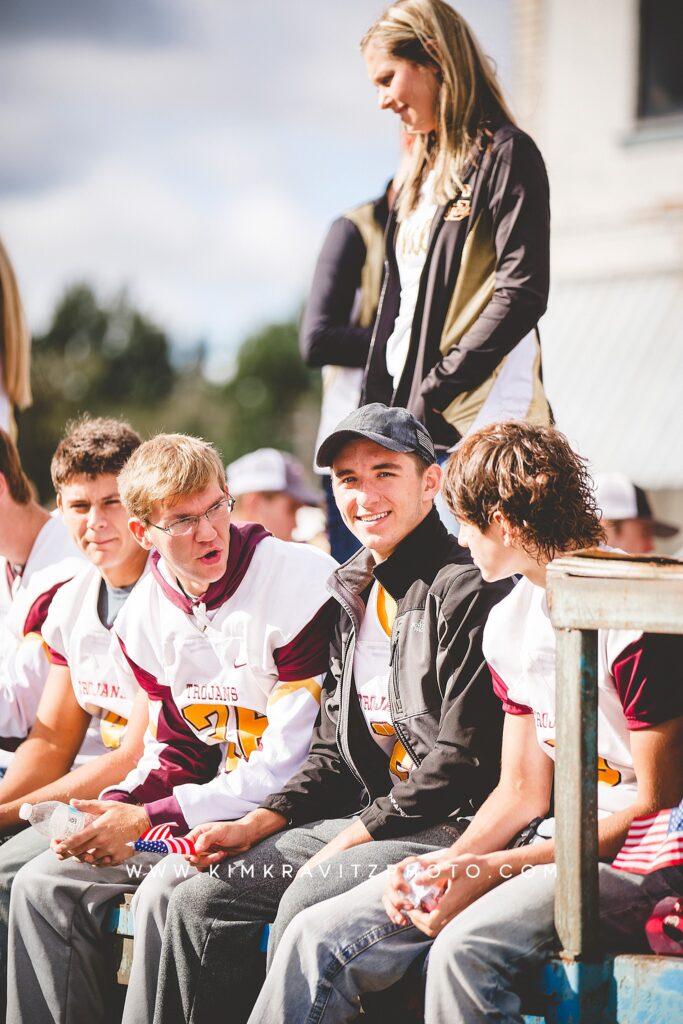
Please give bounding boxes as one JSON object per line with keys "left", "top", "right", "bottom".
{"left": 227, "top": 448, "right": 321, "bottom": 507}
{"left": 594, "top": 472, "right": 679, "bottom": 539}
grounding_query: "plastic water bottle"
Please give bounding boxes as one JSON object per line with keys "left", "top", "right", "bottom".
{"left": 402, "top": 861, "right": 442, "bottom": 912}
{"left": 19, "top": 801, "right": 95, "bottom": 840}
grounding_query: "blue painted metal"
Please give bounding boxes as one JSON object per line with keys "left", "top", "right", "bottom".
{"left": 524, "top": 954, "right": 683, "bottom": 1023}
{"left": 106, "top": 900, "right": 135, "bottom": 936}
{"left": 545, "top": 555, "right": 683, "bottom": 1023}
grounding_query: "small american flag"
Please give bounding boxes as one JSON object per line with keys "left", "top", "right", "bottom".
{"left": 132, "top": 822, "right": 196, "bottom": 857}
{"left": 612, "top": 800, "right": 683, "bottom": 875}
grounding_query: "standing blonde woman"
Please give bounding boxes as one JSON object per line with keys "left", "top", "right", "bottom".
{"left": 0, "top": 239, "right": 32, "bottom": 436}
{"left": 360, "top": 0, "right": 551, "bottom": 456}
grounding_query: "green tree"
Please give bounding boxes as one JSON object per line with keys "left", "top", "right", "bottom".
{"left": 16, "top": 285, "right": 322, "bottom": 503}
{"left": 220, "top": 318, "right": 321, "bottom": 465}
{"left": 17, "top": 283, "right": 177, "bottom": 498}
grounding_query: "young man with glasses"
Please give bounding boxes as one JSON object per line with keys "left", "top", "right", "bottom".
{"left": 6, "top": 432, "right": 336, "bottom": 1024}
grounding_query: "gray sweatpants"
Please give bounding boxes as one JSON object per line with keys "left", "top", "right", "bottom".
{"left": 0, "top": 828, "right": 50, "bottom": 1017}
{"left": 154, "top": 818, "right": 463, "bottom": 1024}
{"left": 247, "top": 862, "right": 683, "bottom": 1024}
{"left": 5, "top": 847, "right": 195, "bottom": 1024}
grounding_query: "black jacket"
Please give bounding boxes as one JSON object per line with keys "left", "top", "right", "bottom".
{"left": 300, "top": 191, "right": 390, "bottom": 369}
{"left": 362, "top": 123, "right": 551, "bottom": 450}
{"left": 261, "top": 509, "right": 512, "bottom": 839}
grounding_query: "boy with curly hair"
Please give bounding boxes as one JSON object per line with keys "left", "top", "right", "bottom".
{"left": 250, "top": 421, "right": 683, "bottom": 1024}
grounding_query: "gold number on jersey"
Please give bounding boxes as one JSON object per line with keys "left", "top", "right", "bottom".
{"left": 597, "top": 755, "right": 621, "bottom": 787}
{"left": 545, "top": 739, "right": 622, "bottom": 787}
{"left": 371, "top": 722, "right": 413, "bottom": 782}
{"left": 181, "top": 703, "right": 229, "bottom": 742}
{"left": 225, "top": 707, "right": 268, "bottom": 770}
{"left": 100, "top": 711, "right": 128, "bottom": 750}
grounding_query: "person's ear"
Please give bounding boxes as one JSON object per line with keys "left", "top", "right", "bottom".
{"left": 495, "top": 513, "right": 516, "bottom": 548}
{"left": 56, "top": 492, "right": 64, "bottom": 515}
{"left": 128, "top": 518, "right": 154, "bottom": 551}
{"left": 423, "top": 462, "right": 442, "bottom": 502}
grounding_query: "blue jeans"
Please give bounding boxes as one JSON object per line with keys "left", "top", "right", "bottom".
{"left": 247, "top": 862, "right": 683, "bottom": 1024}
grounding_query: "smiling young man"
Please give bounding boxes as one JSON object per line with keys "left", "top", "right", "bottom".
{"left": 6, "top": 431, "right": 336, "bottom": 1024}
{"left": 250, "top": 421, "right": 683, "bottom": 1024}
{"left": 0, "top": 416, "right": 149, "bottom": 1013}
{"left": 146, "top": 404, "right": 512, "bottom": 1024}
{"left": 0, "top": 428, "right": 85, "bottom": 764}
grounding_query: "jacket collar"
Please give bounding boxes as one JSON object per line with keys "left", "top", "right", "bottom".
{"left": 330, "top": 507, "right": 467, "bottom": 607}
{"left": 150, "top": 521, "right": 269, "bottom": 613}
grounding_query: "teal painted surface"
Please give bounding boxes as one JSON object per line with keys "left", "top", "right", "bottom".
{"left": 106, "top": 903, "right": 135, "bottom": 936}
{"left": 537, "top": 955, "right": 683, "bottom": 1023}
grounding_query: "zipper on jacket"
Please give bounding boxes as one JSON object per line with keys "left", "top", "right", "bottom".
{"left": 336, "top": 622, "right": 369, "bottom": 794}
{"left": 389, "top": 623, "right": 422, "bottom": 770}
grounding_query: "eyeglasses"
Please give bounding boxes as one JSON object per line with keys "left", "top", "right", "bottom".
{"left": 148, "top": 495, "right": 235, "bottom": 537}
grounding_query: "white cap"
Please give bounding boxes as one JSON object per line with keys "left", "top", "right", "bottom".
{"left": 594, "top": 473, "right": 679, "bottom": 538}
{"left": 227, "top": 449, "right": 321, "bottom": 507}
{"left": 19, "top": 803, "right": 32, "bottom": 821}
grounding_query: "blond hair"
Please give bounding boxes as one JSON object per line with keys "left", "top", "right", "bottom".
{"left": 118, "top": 433, "right": 226, "bottom": 522}
{"left": 361, "top": 0, "right": 516, "bottom": 221}
{"left": 0, "top": 428, "right": 31, "bottom": 504}
{"left": 0, "top": 238, "right": 32, "bottom": 418}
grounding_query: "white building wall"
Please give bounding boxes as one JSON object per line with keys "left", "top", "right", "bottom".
{"left": 511, "top": 0, "right": 683, "bottom": 528}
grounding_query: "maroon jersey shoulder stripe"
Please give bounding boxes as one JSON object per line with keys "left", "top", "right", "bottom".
{"left": 611, "top": 633, "right": 683, "bottom": 730}
{"left": 274, "top": 599, "right": 335, "bottom": 682}
{"left": 44, "top": 642, "right": 68, "bottom": 667}
{"left": 489, "top": 663, "right": 533, "bottom": 716}
{"left": 23, "top": 579, "right": 72, "bottom": 637}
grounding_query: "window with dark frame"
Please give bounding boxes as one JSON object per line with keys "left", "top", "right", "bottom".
{"left": 638, "top": 0, "right": 683, "bottom": 120}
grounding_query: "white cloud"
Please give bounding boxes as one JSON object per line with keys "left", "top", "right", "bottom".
{"left": 1, "top": 1, "right": 511, "bottom": 357}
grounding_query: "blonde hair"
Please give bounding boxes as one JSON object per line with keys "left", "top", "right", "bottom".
{"left": 118, "top": 433, "right": 226, "bottom": 522}
{"left": 0, "top": 428, "right": 31, "bottom": 504}
{"left": 361, "top": 0, "right": 516, "bottom": 220}
{"left": 0, "top": 238, "right": 32, "bottom": 418}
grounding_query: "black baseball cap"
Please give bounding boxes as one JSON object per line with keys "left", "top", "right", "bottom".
{"left": 316, "top": 403, "right": 436, "bottom": 469}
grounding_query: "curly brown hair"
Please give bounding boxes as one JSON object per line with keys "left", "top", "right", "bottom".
{"left": 443, "top": 421, "right": 605, "bottom": 562}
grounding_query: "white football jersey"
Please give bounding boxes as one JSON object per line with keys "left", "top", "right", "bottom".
{"left": 353, "top": 581, "right": 416, "bottom": 784}
{"left": 42, "top": 562, "right": 146, "bottom": 762}
{"left": 104, "top": 534, "right": 336, "bottom": 829}
{"left": 484, "top": 575, "right": 647, "bottom": 818}
{"left": 0, "top": 516, "right": 85, "bottom": 766}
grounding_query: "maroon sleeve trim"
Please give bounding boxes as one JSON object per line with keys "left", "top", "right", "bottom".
{"left": 611, "top": 633, "right": 683, "bottom": 731}
{"left": 144, "top": 794, "right": 189, "bottom": 834}
{"left": 489, "top": 664, "right": 533, "bottom": 716}
{"left": 273, "top": 599, "right": 335, "bottom": 683}
{"left": 45, "top": 642, "right": 68, "bottom": 667}
{"left": 23, "top": 580, "right": 71, "bottom": 637}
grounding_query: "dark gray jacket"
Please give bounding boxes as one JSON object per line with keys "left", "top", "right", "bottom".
{"left": 362, "top": 123, "right": 551, "bottom": 451}
{"left": 261, "top": 509, "right": 512, "bottom": 839}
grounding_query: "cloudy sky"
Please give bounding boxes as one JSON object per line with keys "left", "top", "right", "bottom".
{"left": 0, "top": 0, "right": 511, "bottom": 379}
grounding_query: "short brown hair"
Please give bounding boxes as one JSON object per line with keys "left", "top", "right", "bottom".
{"left": 0, "top": 429, "right": 31, "bottom": 504}
{"left": 118, "top": 433, "right": 226, "bottom": 522}
{"left": 51, "top": 416, "right": 142, "bottom": 492}
{"left": 443, "top": 421, "right": 605, "bottom": 562}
